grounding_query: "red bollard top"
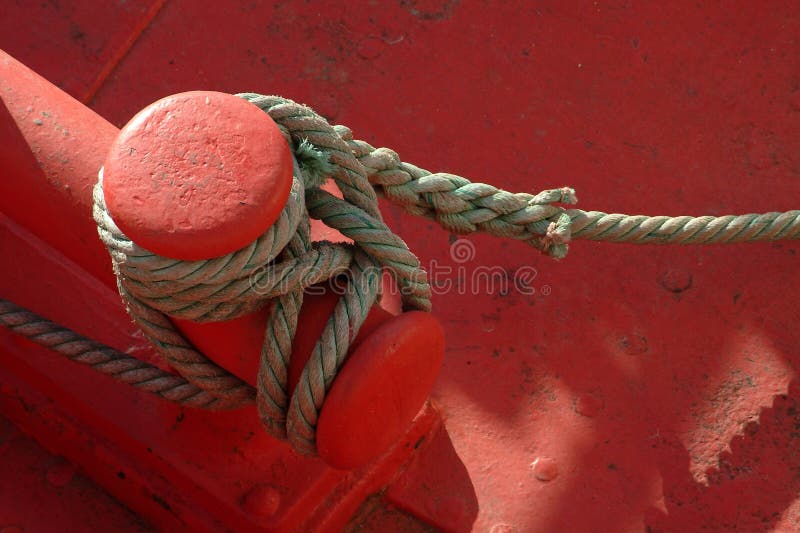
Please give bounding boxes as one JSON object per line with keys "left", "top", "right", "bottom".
{"left": 102, "top": 91, "right": 292, "bottom": 260}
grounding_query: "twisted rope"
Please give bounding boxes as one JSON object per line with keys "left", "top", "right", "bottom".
{"left": 567, "top": 210, "right": 800, "bottom": 243}
{"left": 0, "top": 300, "right": 227, "bottom": 409}
{"left": 2, "top": 92, "right": 798, "bottom": 458}
{"left": 341, "top": 135, "right": 800, "bottom": 256}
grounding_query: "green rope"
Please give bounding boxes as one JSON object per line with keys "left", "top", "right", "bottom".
{"left": 568, "top": 210, "right": 800, "bottom": 243}
{"left": 0, "top": 300, "right": 228, "bottom": 409}
{"left": 91, "top": 94, "right": 433, "bottom": 454}
{"left": 324, "top": 130, "right": 800, "bottom": 258}
{"left": 1, "top": 92, "right": 797, "bottom": 459}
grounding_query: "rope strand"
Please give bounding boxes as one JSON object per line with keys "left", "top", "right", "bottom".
{"left": 0, "top": 300, "right": 228, "bottom": 409}
{"left": 568, "top": 210, "right": 800, "bottom": 243}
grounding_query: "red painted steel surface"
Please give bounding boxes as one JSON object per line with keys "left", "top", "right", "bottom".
{"left": 0, "top": 0, "right": 166, "bottom": 103}
{"left": 3, "top": 1, "right": 800, "bottom": 531}
{"left": 0, "top": 415, "right": 153, "bottom": 533}
{"left": 0, "top": 51, "right": 120, "bottom": 289}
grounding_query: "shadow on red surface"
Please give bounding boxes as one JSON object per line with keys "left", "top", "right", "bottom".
{"left": 647, "top": 379, "right": 800, "bottom": 532}
{"left": 2, "top": 1, "right": 800, "bottom": 531}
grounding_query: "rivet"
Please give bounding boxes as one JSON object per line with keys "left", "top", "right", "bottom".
{"left": 242, "top": 484, "right": 281, "bottom": 518}
{"left": 530, "top": 456, "right": 558, "bottom": 482}
{"left": 658, "top": 269, "right": 693, "bottom": 293}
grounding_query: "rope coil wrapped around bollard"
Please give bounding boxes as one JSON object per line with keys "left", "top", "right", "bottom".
{"left": 2, "top": 92, "right": 799, "bottom": 457}
{"left": 92, "top": 94, "right": 438, "bottom": 454}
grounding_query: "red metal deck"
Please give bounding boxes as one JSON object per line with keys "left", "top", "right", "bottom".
{"left": 2, "top": 2, "right": 800, "bottom": 531}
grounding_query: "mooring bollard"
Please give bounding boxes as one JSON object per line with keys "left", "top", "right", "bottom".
{"left": 100, "top": 91, "right": 445, "bottom": 469}
{"left": 0, "top": 48, "right": 452, "bottom": 530}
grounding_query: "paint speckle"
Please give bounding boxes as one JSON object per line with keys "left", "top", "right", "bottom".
{"left": 619, "top": 334, "right": 648, "bottom": 355}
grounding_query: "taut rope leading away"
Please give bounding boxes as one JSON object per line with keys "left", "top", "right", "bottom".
{"left": 308, "top": 115, "right": 800, "bottom": 258}
{"left": 1, "top": 93, "right": 798, "bottom": 457}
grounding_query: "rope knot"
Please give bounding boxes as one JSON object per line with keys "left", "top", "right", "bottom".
{"left": 94, "top": 94, "right": 434, "bottom": 456}
{"left": 93, "top": 92, "right": 576, "bottom": 455}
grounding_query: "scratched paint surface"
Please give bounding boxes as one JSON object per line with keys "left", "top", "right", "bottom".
{"left": 8, "top": 1, "right": 800, "bottom": 531}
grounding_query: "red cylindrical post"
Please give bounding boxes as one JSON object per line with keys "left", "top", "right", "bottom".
{"left": 101, "top": 91, "right": 444, "bottom": 469}
{"left": 0, "top": 50, "right": 119, "bottom": 289}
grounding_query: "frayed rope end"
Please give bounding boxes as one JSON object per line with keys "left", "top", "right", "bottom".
{"left": 295, "top": 139, "right": 337, "bottom": 188}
